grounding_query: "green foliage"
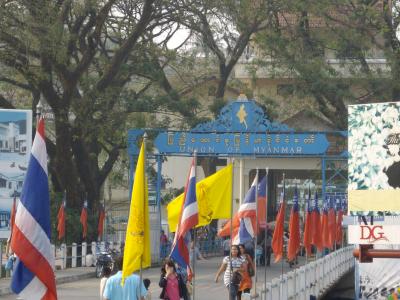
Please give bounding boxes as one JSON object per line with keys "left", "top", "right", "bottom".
{"left": 161, "top": 187, "right": 185, "bottom": 205}
{"left": 50, "top": 191, "right": 100, "bottom": 244}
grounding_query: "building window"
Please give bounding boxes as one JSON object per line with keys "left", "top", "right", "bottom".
{"left": 277, "top": 84, "right": 294, "bottom": 96}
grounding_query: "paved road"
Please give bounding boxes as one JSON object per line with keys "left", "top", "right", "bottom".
{"left": 3, "top": 256, "right": 305, "bottom": 299}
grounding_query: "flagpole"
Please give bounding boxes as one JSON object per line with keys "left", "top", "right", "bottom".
{"left": 254, "top": 168, "right": 259, "bottom": 298}
{"left": 63, "top": 191, "right": 67, "bottom": 246}
{"left": 280, "top": 173, "right": 285, "bottom": 299}
{"left": 305, "top": 183, "right": 310, "bottom": 265}
{"left": 229, "top": 158, "right": 235, "bottom": 292}
{"left": 192, "top": 150, "right": 197, "bottom": 300}
{"left": 263, "top": 168, "right": 269, "bottom": 295}
{"left": 140, "top": 132, "right": 148, "bottom": 285}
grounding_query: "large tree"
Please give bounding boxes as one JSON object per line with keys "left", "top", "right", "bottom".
{"left": 0, "top": 0, "right": 185, "bottom": 210}
{"left": 253, "top": 0, "right": 399, "bottom": 129}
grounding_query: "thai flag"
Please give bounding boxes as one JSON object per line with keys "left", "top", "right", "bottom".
{"left": 170, "top": 159, "right": 198, "bottom": 269}
{"left": 10, "top": 118, "right": 57, "bottom": 300}
{"left": 234, "top": 174, "right": 259, "bottom": 244}
{"left": 238, "top": 175, "right": 258, "bottom": 218}
{"left": 233, "top": 218, "right": 254, "bottom": 245}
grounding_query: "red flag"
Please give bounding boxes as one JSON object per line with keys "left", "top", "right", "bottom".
{"left": 336, "top": 197, "right": 344, "bottom": 245}
{"left": 327, "top": 197, "right": 336, "bottom": 250}
{"left": 287, "top": 186, "right": 300, "bottom": 262}
{"left": 303, "top": 188, "right": 312, "bottom": 256}
{"left": 80, "top": 201, "right": 88, "bottom": 239}
{"left": 57, "top": 201, "right": 66, "bottom": 240}
{"left": 321, "top": 202, "right": 329, "bottom": 249}
{"left": 272, "top": 187, "right": 286, "bottom": 263}
{"left": 311, "top": 192, "right": 323, "bottom": 252}
{"left": 97, "top": 204, "right": 105, "bottom": 239}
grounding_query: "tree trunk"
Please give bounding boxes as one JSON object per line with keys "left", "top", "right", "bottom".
{"left": 53, "top": 112, "right": 83, "bottom": 208}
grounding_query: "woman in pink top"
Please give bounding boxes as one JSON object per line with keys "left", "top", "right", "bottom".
{"left": 159, "top": 259, "right": 188, "bottom": 300}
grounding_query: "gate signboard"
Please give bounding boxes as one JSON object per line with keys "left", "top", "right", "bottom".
{"left": 154, "top": 132, "right": 329, "bottom": 156}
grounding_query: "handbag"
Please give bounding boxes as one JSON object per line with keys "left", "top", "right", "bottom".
{"left": 247, "top": 263, "right": 255, "bottom": 277}
{"left": 5, "top": 256, "right": 14, "bottom": 271}
{"left": 186, "top": 282, "right": 193, "bottom": 295}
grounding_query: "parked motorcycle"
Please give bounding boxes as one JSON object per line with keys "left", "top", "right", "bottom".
{"left": 95, "top": 249, "right": 120, "bottom": 278}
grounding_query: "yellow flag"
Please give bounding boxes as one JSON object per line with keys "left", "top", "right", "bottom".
{"left": 167, "top": 164, "right": 232, "bottom": 231}
{"left": 122, "top": 142, "right": 151, "bottom": 284}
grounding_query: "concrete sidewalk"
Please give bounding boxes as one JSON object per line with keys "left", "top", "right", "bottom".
{"left": 0, "top": 267, "right": 96, "bottom": 296}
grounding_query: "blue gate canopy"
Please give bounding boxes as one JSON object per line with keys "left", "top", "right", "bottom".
{"left": 128, "top": 99, "right": 346, "bottom": 157}
{"left": 154, "top": 132, "right": 329, "bottom": 156}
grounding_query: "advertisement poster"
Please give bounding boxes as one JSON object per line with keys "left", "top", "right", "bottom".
{"left": 357, "top": 245, "right": 400, "bottom": 299}
{"left": 0, "top": 109, "right": 32, "bottom": 239}
{"left": 348, "top": 102, "right": 400, "bottom": 211}
{"left": 349, "top": 103, "right": 400, "bottom": 299}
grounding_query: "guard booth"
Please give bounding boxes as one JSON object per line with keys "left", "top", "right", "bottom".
{"left": 127, "top": 96, "right": 348, "bottom": 262}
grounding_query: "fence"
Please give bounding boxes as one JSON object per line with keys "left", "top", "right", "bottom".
{"left": 0, "top": 240, "right": 120, "bottom": 278}
{"left": 1, "top": 237, "right": 224, "bottom": 279}
{"left": 259, "top": 246, "right": 354, "bottom": 300}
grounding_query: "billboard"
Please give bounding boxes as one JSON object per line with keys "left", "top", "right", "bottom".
{"left": 348, "top": 102, "right": 400, "bottom": 211}
{"left": 357, "top": 245, "right": 400, "bottom": 299}
{"left": 0, "top": 109, "right": 32, "bottom": 239}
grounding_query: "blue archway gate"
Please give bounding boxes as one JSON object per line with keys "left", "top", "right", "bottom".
{"left": 127, "top": 98, "right": 348, "bottom": 261}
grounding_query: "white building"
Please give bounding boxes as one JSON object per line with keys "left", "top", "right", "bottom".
{"left": 0, "top": 122, "right": 27, "bottom": 154}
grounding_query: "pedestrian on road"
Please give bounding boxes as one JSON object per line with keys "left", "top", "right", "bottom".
{"left": 215, "top": 244, "right": 244, "bottom": 300}
{"left": 223, "top": 237, "right": 231, "bottom": 256}
{"left": 99, "top": 266, "right": 112, "bottom": 300}
{"left": 143, "top": 278, "right": 151, "bottom": 300}
{"left": 159, "top": 258, "right": 189, "bottom": 300}
{"left": 160, "top": 230, "right": 169, "bottom": 259}
{"left": 238, "top": 244, "right": 254, "bottom": 299}
{"left": 103, "top": 256, "right": 147, "bottom": 300}
{"left": 189, "top": 241, "right": 206, "bottom": 263}
{"left": 264, "top": 229, "right": 272, "bottom": 266}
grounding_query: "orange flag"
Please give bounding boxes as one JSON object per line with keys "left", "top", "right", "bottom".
{"left": 321, "top": 198, "right": 330, "bottom": 250}
{"left": 80, "top": 201, "right": 88, "bottom": 239}
{"left": 287, "top": 186, "right": 300, "bottom": 262}
{"left": 336, "top": 196, "right": 344, "bottom": 245}
{"left": 57, "top": 200, "right": 66, "bottom": 240}
{"left": 303, "top": 187, "right": 313, "bottom": 256}
{"left": 311, "top": 191, "right": 323, "bottom": 252}
{"left": 272, "top": 186, "right": 286, "bottom": 263}
{"left": 327, "top": 196, "right": 336, "bottom": 250}
{"left": 98, "top": 204, "right": 105, "bottom": 239}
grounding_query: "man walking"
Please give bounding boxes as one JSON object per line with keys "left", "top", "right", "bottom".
{"left": 103, "top": 256, "right": 147, "bottom": 300}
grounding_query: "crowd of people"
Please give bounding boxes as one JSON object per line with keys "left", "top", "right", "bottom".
{"left": 99, "top": 228, "right": 285, "bottom": 300}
